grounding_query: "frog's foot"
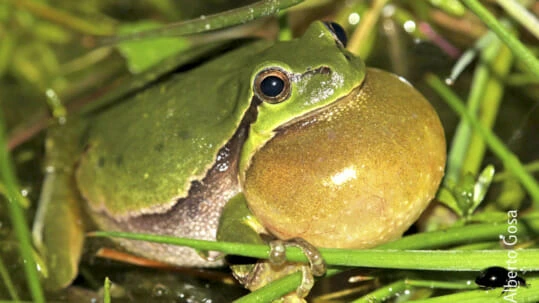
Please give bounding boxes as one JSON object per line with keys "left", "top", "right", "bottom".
{"left": 269, "top": 238, "right": 326, "bottom": 298}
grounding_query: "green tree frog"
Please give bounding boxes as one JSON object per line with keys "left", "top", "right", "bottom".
{"left": 34, "top": 21, "right": 446, "bottom": 290}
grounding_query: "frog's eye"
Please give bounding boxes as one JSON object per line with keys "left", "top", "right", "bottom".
{"left": 254, "top": 68, "right": 291, "bottom": 104}
{"left": 324, "top": 22, "right": 347, "bottom": 47}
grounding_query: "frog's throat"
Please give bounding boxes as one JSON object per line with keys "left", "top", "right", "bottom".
{"left": 276, "top": 82, "right": 365, "bottom": 132}
{"left": 238, "top": 78, "right": 366, "bottom": 181}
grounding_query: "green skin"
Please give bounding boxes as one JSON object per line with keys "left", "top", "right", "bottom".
{"left": 34, "top": 22, "right": 366, "bottom": 289}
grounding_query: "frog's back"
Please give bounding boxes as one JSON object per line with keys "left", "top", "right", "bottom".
{"left": 76, "top": 40, "right": 271, "bottom": 219}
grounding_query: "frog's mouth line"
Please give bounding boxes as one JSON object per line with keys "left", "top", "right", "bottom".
{"left": 274, "top": 77, "right": 366, "bottom": 133}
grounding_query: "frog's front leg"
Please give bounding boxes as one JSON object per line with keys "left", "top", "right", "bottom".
{"left": 32, "top": 120, "right": 86, "bottom": 290}
{"left": 217, "top": 194, "right": 327, "bottom": 302}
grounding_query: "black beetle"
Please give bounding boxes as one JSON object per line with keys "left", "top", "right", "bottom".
{"left": 475, "top": 266, "right": 527, "bottom": 289}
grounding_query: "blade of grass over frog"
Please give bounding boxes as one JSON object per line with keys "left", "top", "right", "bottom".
{"left": 0, "top": 255, "right": 20, "bottom": 301}
{"left": 89, "top": 231, "right": 539, "bottom": 270}
{"left": 10, "top": 0, "right": 115, "bottom": 36}
{"left": 98, "top": 0, "right": 304, "bottom": 46}
{"left": 378, "top": 215, "right": 539, "bottom": 249}
{"left": 495, "top": 0, "right": 539, "bottom": 39}
{"left": 323, "top": 249, "right": 539, "bottom": 270}
{"left": 460, "top": 0, "right": 539, "bottom": 78}
{"left": 89, "top": 230, "right": 269, "bottom": 255}
{"left": 426, "top": 74, "right": 539, "bottom": 204}
{"left": 0, "top": 112, "right": 45, "bottom": 302}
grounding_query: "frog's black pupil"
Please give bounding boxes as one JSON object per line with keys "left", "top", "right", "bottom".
{"left": 324, "top": 22, "right": 347, "bottom": 47}
{"left": 260, "top": 76, "right": 285, "bottom": 97}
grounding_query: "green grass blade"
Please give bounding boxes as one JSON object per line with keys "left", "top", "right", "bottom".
{"left": 426, "top": 73, "right": 539, "bottom": 204}
{"left": 90, "top": 231, "right": 539, "bottom": 270}
{"left": 99, "top": 0, "right": 304, "bottom": 45}
{"left": 0, "top": 255, "right": 20, "bottom": 300}
{"left": 0, "top": 111, "right": 45, "bottom": 301}
{"left": 461, "top": 0, "right": 539, "bottom": 78}
{"left": 495, "top": 0, "right": 539, "bottom": 39}
{"left": 233, "top": 272, "right": 301, "bottom": 303}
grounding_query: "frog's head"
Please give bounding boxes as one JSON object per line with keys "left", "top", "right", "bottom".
{"left": 239, "top": 21, "right": 366, "bottom": 175}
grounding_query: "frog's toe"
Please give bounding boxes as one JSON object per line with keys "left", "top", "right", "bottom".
{"left": 296, "top": 265, "right": 315, "bottom": 298}
{"left": 269, "top": 238, "right": 326, "bottom": 298}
